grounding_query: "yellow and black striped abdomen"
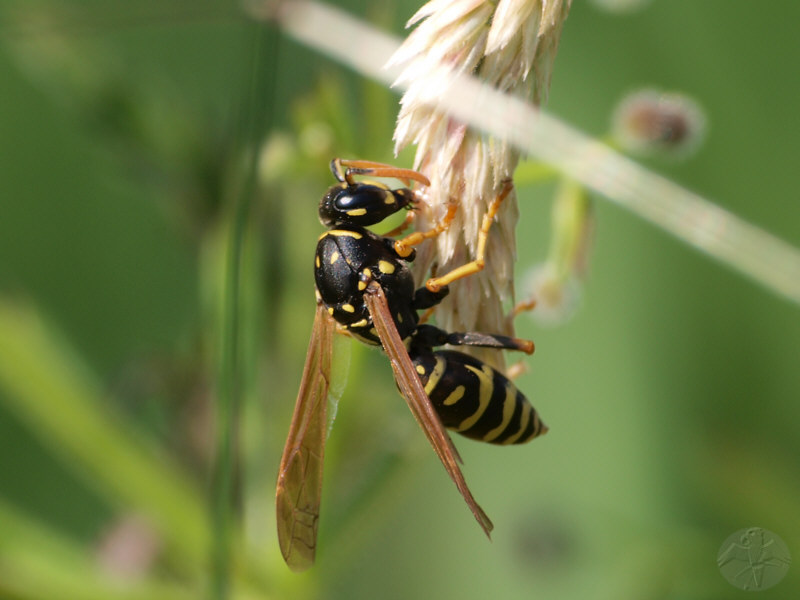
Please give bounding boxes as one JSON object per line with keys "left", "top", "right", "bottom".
{"left": 412, "top": 349, "right": 547, "bottom": 445}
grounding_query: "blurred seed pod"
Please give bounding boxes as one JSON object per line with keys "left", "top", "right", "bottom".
{"left": 95, "top": 514, "right": 161, "bottom": 580}
{"left": 612, "top": 89, "right": 707, "bottom": 159}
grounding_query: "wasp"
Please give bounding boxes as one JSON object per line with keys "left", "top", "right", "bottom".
{"left": 276, "top": 159, "right": 547, "bottom": 571}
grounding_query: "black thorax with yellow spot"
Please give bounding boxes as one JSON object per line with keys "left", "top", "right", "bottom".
{"left": 315, "top": 226, "right": 419, "bottom": 344}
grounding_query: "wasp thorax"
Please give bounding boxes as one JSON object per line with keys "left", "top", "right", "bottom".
{"left": 318, "top": 183, "right": 412, "bottom": 228}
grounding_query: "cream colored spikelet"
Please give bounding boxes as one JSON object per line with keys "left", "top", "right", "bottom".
{"left": 390, "top": 0, "right": 572, "bottom": 365}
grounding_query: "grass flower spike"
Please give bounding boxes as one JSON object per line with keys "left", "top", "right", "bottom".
{"left": 391, "top": 0, "right": 572, "bottom": 358}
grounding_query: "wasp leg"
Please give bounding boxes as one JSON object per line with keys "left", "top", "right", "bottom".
{"left": 417, "top": 306, "right": 436, "bottom": 325}
{"left": 333, "top": 158, "right": 431, "bottom": 188}
{"left": 425, "top": 180, "right": 514, "bottom": 293}
{"left": 501, "top": 298, "right": 538, "bottom": 376}
{"left": 413, "top": 285, "right": 450, "bottom": 310}
{"left": 382, "top": 209, "right": 417, "bottom": 238}
{"left": 509, "top": 299, "right": 537, "bottom": 320}
{"left": 501, "top": 298, "right": 538, "bottom": 338}
{"left": 394, "top": 204, "right": 458, "bottom": 258}
{"left": 414, "top": 324, "right": 534, "bottom": 355}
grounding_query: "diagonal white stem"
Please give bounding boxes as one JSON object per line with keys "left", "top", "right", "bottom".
{"left": 256, "top": 0, "right": 800, "bottom": 305}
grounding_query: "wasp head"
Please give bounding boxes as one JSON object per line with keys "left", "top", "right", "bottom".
{"left": 318, "top": 182, "right": 414, "bottom": 228}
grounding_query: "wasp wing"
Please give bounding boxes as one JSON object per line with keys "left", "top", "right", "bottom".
{"left": 276, "top": 302, "right": 335, "bottom": 571}
{"left": 364, "top": 282, "right": 494, "bottom": 537}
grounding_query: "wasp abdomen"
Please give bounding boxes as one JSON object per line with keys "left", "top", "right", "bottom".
{"left": 412, "top": 350, "right": 547, "bottom": 445}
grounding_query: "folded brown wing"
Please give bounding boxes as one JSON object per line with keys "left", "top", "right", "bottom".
{"left": 364, "top": 282, "right": 493, "bottom": 537}
{"left": 276, "top": 303, "right": 335, "bottom": 571}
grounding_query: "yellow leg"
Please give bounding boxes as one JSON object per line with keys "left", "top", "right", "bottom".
{"left": 425, "top": 180, "right": 514, "bottom": 292}
{"left": 417, "top": 306, "right": 437, "bottom": 325}
{"left": 509, "top": 299, "right": 537, "bottom": 320}
{"left": 382, "top": 210, "right": 417, "bottom": 238}
{"left": 394, "top": 204, "right": 458, "bottom": 258}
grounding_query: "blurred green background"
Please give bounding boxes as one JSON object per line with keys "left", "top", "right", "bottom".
{"left": 1, "top": 1, "right": 799, "bottom": 599}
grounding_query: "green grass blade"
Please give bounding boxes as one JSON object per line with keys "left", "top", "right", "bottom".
{"left": 0, "top": 300, "right": 209, "bottom": 573}
{"left": 211, "top": 21, "right": 279, "bottom": 598}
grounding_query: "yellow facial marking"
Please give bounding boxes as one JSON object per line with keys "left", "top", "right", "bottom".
{"left": 330, "top": 251, "right": 339, "bottom": 264}
{"left": 362, "top": 268, "right": 372, "bottom": 280}
{"left": 358, "top": 280, "right": 367, "bottom": 290}
{"left": 378, "top": 260, "right": 396, "bottom": 274}
{"left": 341, "top": 303, "right": 355, "bottom": 313}
{"left": 347, "top": 208, "right": 367, "bottom": 216}
{"left": 457, "top": 364, "right": 494, "bottom": 432}
{"left": 327, "top": 307, "right": 335, "bottom": 315}
{"left": 443, "top": 385, "right": 466, "bottom": 406}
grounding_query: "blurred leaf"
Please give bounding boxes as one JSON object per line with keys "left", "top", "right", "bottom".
{"left": 0, "top": 300, "right": 208, "bottom": 573}
{"left": 0, "top": 499, "right": 198, "bottom": 600}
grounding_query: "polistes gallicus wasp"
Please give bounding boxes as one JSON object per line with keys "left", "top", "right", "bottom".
{"left": 276, "top": 159, "right": 547, "bottom": 571}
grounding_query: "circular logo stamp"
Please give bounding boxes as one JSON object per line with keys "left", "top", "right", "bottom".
{"left": 717, "top": 527, "right": 791, "bottom": 591}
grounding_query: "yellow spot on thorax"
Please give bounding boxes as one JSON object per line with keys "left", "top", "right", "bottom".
{"left": 341, "top": 304, "right": 355, "bottom": 313}
{"left": 330, "top": 251, "right": 339, "bottom": 264}
{"left": 319, "top": 229, "right": 363, "bottom": 241}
